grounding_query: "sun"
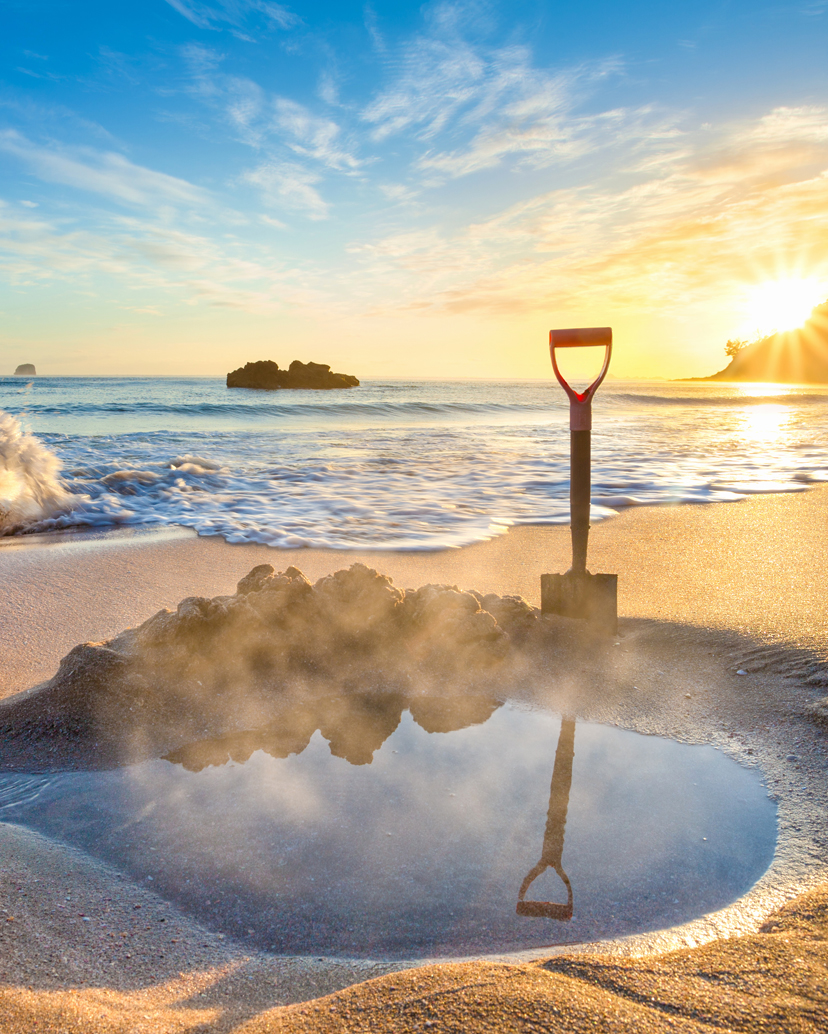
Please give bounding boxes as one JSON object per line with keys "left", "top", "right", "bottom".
{"left": 744, "top": 277, "right": 825, "bottom": 338}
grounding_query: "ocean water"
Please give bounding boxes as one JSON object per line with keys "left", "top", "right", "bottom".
{"left": 1, "top": 376, "right": 827, "bottom": 550}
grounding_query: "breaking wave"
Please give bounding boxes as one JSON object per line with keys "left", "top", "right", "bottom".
{"left": 0, "top": 411, "right": 79, "bottom": 534}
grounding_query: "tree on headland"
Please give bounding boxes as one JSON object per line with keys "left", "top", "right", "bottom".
{"left": 724, "top": 338, "right": 748, "bottom": 358}
{"left": 725, "top": 330, "right": 766, "bottom": 357}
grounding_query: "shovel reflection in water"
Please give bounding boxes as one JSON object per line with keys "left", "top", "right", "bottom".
{"left": 516, "top": 718, "right": 575, "bottom": 921}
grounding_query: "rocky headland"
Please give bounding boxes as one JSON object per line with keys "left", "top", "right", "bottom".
{"left": 703, "top": 300, "right": 828, "bottom": 382}
{"left": 13, "top": 363, "right": 36, "bottom": 376}
{"left": 227, "top": 360, "right": 359, "bottom": 390}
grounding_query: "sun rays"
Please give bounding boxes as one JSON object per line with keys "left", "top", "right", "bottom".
{"left": 742, "top": 277, "right": 827, "bottom": 337}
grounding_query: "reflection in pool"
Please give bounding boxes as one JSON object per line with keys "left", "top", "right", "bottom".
{"left": 517, "top": 718, "right": 575, "bottom": 921}
{"left": 0, "top": 695, "right": 776, "bottom": 958}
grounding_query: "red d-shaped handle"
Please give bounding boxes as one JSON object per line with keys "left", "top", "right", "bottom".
{"left": 549, "top": 327, "right": 612, "bottom": 405}
{"left": 549, "top": 327, "right": 612, "bottom": 431}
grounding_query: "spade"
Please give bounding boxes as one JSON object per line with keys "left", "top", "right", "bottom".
{"left": 540, "top": 327, "right": 618, "bottom": 634}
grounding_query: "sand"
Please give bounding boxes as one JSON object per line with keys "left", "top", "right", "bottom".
{"left": 1, "top": 488, "right": 828, "bottom": 1032}
{"left": 3, "top": 486, "right": 828, "bottom": 700}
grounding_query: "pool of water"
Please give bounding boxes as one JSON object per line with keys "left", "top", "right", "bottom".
{"left": 0, "top": 701, "right": 776, "bottom": 958}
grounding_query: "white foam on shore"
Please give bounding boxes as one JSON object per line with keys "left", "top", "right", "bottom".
{"left": 2, "top": 378, "right": 828, "bottom": 549}
{"left": 0, "top": 412, "right": 78, "bottom": 534}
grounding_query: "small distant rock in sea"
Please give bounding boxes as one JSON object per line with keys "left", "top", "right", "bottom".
{"left": 227, "top": 359, "right": 359, "bottom": 390}
{"left": 14, "top": 363, "right": 36, "bottom": 376}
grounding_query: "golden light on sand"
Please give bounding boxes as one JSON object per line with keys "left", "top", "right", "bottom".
{"left": 744, "top": 277, "right": 825, "bottom": 337}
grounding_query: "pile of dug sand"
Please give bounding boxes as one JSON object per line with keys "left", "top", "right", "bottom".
{"left": 0, "top": 562, "right": 551, "bottom": 771}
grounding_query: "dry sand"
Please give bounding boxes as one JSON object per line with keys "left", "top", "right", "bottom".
{"left": 1, "top": 488, "right": 828, "bottom": 1032}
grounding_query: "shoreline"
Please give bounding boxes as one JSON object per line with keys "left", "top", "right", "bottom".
{"left": 3, "top": 484, "right": 828, "bottom": 700}
{"left": 1, "top": 489, "right": 828, "bottom": 1031}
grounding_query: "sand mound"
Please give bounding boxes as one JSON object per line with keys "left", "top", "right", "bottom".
{"left": 4, "top": 558, "right": 826, "bottom": 774}
{"left": 0, "top": 563, "right": 542, "bottom": 770}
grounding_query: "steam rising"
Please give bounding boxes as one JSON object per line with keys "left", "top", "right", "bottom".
{"left": 0, "top": 562, "right": 540, "bottom": 770}
{"left": 0, "top": 559, "right": 779, "bottom": 957}
{"left": 0, "top": 411, "right": 78, "bottom": 533}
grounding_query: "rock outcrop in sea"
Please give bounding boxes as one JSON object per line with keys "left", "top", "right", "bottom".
{"left": 13, "top": 363, "right": 36, "bottom": 376}
{"left": 227, "top": 359, "right": 359, "bottom": 390}
{"left": 705, "top": 300, "right": 828, "bottom": 383}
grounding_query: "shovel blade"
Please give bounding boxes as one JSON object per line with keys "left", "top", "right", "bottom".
{"left": 516, "top": 899, "right": 573, "bottom": 921}
{"left": 541, "top": 571, "right": 617, "bottom": 635}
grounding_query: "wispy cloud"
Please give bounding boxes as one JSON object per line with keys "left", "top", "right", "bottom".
{"left": 197, "top": 70, "right": 359, "bottom": 172}
{"left": 241, "top": 160, "right": 329, "bottom": 218}
{"left": 164, "top": 0, "right": 300, "bottom": 33}
{"left": 735, "top": 104, "right": 828, "bottom": 147}
{"left": 317, "top": 73, "right": 339, "bottom": 106}
{"left": 4, "top": 0, "right": 827, "bottom": 364}
{"left": 97, "top": 46, "right": 142, "bottom": 87}
{"left": 360, "top": 18, "right": 625, "bottom": 180}
{"left": 0, "top": 207, "right": 318, "bottom": 313}
{"left": 0, "top": 207, "right": 108, "bottom": 285}
{"left": 418, "top": 94, "right": 654, "bottom": 179}
{"left": 124, "top": 227, "right": 216, "bottom": 270}
{"left": 363, "top": 5, "right": 387, "bottom": 55}
{"left": 362, "top": 37, "right": 487, "bottom": 141}
{"left": 346, "top": 105, "right": 828, "bottom": 319}
{"left": 173, "top": 64, "right": 358, "bottom": 221}
{"left": 378, "top": 182, "right": 420, "bottom": 202}
{"left": 3, "top": 99, "right": 826, "bottom": 342}
{"left": 0, "top": 131, "right": 209, "bottom": 208}
{"left": 272, "top": 98, "right": 359, "bottom": 170}
{"left": 222, "top": 76, "right": 266, "bottom": 141}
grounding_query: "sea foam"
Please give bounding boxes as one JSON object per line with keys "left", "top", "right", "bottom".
{"left": 2, "top": 378, "right": 828, "bottom": 549}
{"left": 0, "top": 411, "right": 78, "bottom": 533}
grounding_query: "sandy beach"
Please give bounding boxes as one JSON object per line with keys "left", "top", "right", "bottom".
{"left": 2, "top": 490, "right": 828, "bottom": 1032}
{"left": 6, "top": 0, "right": 828, "bottom": 1025}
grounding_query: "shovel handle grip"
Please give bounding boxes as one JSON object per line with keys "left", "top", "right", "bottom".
{"left": 549, "top": 328, "right": 612, "bottom": 430}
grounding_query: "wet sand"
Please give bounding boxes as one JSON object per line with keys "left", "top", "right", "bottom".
{"left": 1, "top": 488, "right": 828, "bottom": 1032}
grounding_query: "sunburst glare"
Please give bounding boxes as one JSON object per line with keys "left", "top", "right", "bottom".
{"left": 743, "top": 278, "right": 826, "bottom": 337}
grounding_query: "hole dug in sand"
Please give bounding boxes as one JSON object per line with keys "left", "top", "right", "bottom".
{"left": 0, "top": 564, "right": 776, "bottom": 958}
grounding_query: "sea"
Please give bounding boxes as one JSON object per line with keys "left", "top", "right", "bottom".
{"left": 1, "top": 376, "right": 827, "bottom": 551}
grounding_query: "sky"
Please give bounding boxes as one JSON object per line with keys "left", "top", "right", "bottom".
{"left": 1, "top": 0, "right": 827, "bottom": 379}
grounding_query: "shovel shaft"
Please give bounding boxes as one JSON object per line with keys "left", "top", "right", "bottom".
{"left": 570, "top": 429, "right": 590, "bottom": 575}
{"left": 541, "top": 718, "right": 576, "bottom": 865}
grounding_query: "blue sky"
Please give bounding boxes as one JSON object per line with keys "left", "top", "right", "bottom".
{"left": 1, "top": 0, "right": 827, "bottom": 377}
